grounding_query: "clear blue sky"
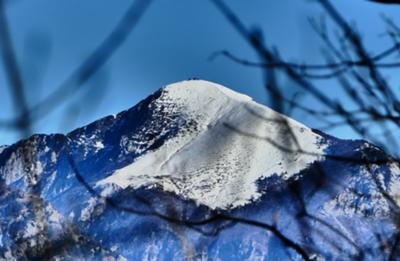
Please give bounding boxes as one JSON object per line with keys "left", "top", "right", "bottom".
{"left": 0, "top": 0, "right": 399, "bottom": 146}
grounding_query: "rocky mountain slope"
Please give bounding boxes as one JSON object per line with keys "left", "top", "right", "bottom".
{"left": 0, "top": 80, "right": 399, "bottom": 260}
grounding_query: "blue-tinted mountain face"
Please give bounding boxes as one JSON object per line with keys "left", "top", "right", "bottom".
{"left": 0, "top": 80, "right": 399, "bottom": 260}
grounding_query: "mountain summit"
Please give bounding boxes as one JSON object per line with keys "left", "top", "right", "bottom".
{"left": 0, "top": 80, "right": 399, "bottom": 260}
{"left": 96, "top": 80, "right": 326, "bottom": 210}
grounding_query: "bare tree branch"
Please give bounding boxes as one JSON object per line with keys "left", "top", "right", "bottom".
{"left": 1, "top": 0, "right": 153, "bottom": 129}
{"left": 0, "top": 0, "right": 31, "bottom": 137}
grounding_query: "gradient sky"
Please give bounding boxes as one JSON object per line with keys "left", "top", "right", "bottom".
{"left": 0, "top": 0, "right": 399, "bottom": 146}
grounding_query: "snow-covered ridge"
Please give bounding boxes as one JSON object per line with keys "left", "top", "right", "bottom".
{"left": 97, "top": 80, "right": 328, "bottom": 210}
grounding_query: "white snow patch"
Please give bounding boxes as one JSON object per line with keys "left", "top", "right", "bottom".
{"left": 80, "top": 197, "right": 99, "bottom": 222}
{"left": 0, "top": 150, "right": 43, "bottom": 187}
{"left": 51, "top": 151, "right": 57, "bottom": 163}
{"left": 48, "top": 171, "right": 57, "bottom": 185}
{"left": 1, "top": 152, "right": 25, "bottom": 184}
{"left": 24, "top": 221, "right": 39, "bottom": 238}
{"left": 96, "top": 80, "right": 327, "bottom": 210}
{"left": 99, "top": 184, "right": 118, "bottom": 197}
{"left": 388, "top": 163, "right": 400, "bottom": 205}
{"left": 49, "top": 208, "right": 63, "bottom": 223}
{"left": 94, "top": 141, "right": 105, "bottom": 152}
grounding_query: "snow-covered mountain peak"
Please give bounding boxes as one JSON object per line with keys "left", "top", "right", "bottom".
{"left": 96, "top": 80, "right": 328, "bottom": 210}
{"left": 163, "top": 80, "right": 252, "bottom": 104}
{"left": 159, "top": 80, "right": 315, "bottom": 133}
{"left": 159, "top": 80, "right": 253, "bottom": 128}
{"left": 2, "top": 80, "right": 400, "bottom": 260}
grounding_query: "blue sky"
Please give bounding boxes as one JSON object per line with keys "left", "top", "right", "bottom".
{"left": 0, "top": 0, "right": 399, "bottom": 145}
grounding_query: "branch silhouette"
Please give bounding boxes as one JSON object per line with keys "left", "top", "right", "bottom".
{"left": 0, "top": 0, "right": 153, "bottom": 132}
{"left": 0, "top": 0, "right": 31, "bottom": 137}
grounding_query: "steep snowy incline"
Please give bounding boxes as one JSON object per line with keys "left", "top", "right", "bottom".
{"left": 96, "top": 80, "right": 328, "bottom": 209}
